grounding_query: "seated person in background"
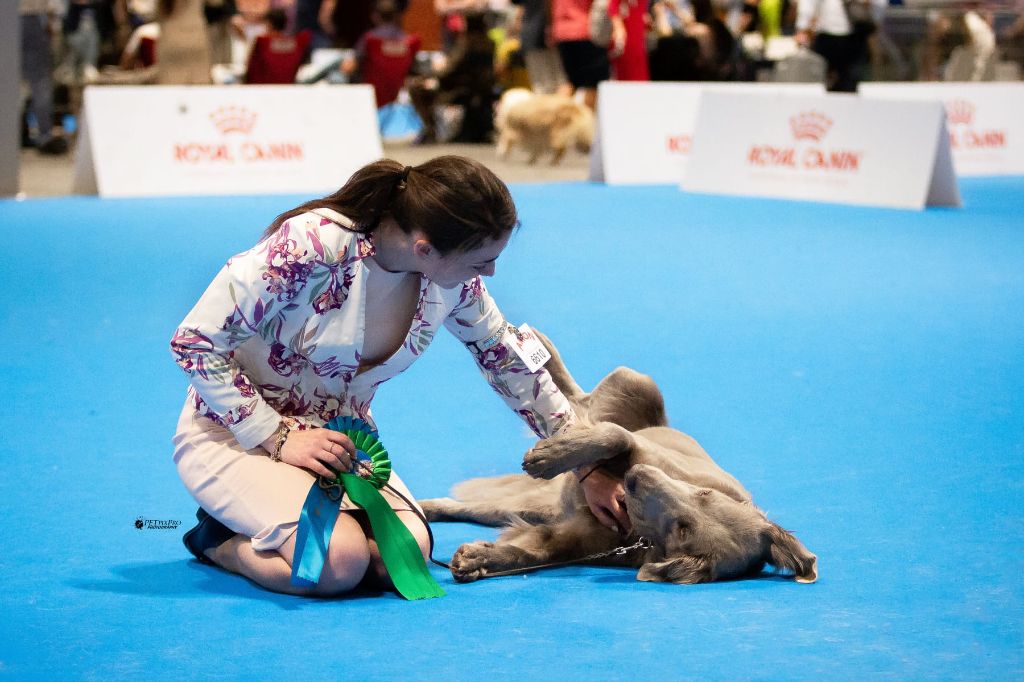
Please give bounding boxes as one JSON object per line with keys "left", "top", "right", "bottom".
{"left": 341, "top": 0, "right": 421, "bottom": 106}
{"left": 87, "top": 18, "right": 161, "bottom": 84}
{"left": 341, "top": 0, "right": 411, "bottom": 80}
{"left": 408, "top": 11, "right": 496, "bottom": 143}
{"left": 231, "top": 0, "right": 272, "bottom": 47}
{"left": 952, "top": 9, "right": 997, "bottom": 81}
{"left": 258, "top": 7, "right": 292, "bottom": 42}
{"left": 88, "top": 17, "right": 159, "bottom": 82}
{"left": 119, "top": 21, "right": 160, "bottom": 70}
{"left": 243, "top": 8, "right": 311, "bottom": 84}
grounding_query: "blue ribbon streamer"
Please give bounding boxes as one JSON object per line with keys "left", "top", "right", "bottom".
{"left": 290, "top": 481, "right": 342, "bottom": 587}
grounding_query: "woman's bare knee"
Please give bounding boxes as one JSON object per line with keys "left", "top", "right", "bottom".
{"left": 275, "top": 514, "right": 371, "bottom": 596}
{"left": 397, "top": 511, "right": 431, "bottom": 562}
{"left": 313, "top": 514, "right": 371, "bottom": 596}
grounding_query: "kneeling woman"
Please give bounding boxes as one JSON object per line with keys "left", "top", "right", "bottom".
{"left": 170, "top": 156, "right": 629, "bottom": 596}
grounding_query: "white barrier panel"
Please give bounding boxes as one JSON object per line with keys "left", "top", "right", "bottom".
{"left": 682, "top": 91, "right": 960, "bottom": 210}
{"left": 73, "top": 85, "right": 383, "bottom": 198}
{"left": 858, "top": 82, "right": 1024, "bottom": 177}
{"left": 589, "top": 81, "right": 826, "bottom": 185}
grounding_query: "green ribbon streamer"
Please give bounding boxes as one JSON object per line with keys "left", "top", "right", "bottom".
{"left": 340, "top": 473, "right": 446, "bottom": 600}
{"left": 290, "top": 417, "right": 444, "bottom": 600}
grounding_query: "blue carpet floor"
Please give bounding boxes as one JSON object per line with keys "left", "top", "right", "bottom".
{"left": 0, "top": 178, "right": 1021, "bottom": 679}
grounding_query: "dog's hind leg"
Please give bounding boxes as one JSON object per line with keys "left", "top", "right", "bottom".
{"left": 421, "top": 474, "right": 563, "bottom": 527}
{"left": 420, "top": 498, "right": 522, "bottom": 526}
{"left": 549, "top": 144, "right": 567, "bottom": 166}
{"left": 496, "top": 129, "right": 514, "bottom": 159}
{"left": 522, "top": 422, "right": 635, "bottom": 479}
{"left": 421, "top": 497, "right": 559, "bottom": 527}
{"left": 531, "top": 329, "right": 585, "bottom": 399}
{"left": 587, "top": 367, "right": 668, "bottom": 432}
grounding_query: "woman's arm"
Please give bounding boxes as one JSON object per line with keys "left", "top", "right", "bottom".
{"left": 443, "top": 278, "right": 576, "bottom": 439}
{"left": 170, "top": 217, "right": 343, "bottom": 450}
{"left": 443, "top": 278, "right": 631, "bottom": 532}
{"left": 794, "top": 0, "right": 821, "bottom": 45}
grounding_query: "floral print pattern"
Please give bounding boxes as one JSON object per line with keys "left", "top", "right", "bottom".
{"left": 170, "top": 209, "right": 575, "bottom": 450}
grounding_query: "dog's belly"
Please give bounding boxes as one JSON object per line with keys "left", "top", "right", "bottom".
{"left": 633, "top": 427, "right": 753, "bottom": 502}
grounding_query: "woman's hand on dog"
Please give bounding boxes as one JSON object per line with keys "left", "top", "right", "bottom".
{"left": 578, "top": 468, "right": 632, "bottom": 534}
{"left": 263, "top": 427, "right": 356, "bottom": 478}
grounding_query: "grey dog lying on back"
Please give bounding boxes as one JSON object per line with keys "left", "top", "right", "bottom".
{"left": 421, "top": 332, "right": 818, "bottom": 585}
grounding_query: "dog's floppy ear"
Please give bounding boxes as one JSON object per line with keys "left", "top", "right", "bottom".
{"left": 766, "top": 523, "right": 818, "bottom": 583}
{"left": 637, "top": 555, "right": 712, "bottom": 584}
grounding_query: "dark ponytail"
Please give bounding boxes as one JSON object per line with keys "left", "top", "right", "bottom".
{"left": 263, "top": 156, "right": 518, "bottom": 255}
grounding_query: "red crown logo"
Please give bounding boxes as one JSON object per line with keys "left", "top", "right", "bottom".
{"left": 210, "top": 106, "right": 257, "bottom": 135}
{"left": 944, "top": 99, "right": 975, "bottom": 126}
{"left": 789, "top": 111, "right": 833, "bottom": 142}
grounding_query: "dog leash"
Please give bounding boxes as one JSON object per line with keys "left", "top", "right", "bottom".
{"left": 472, "top": 536, "right": 654, "bottom": 579}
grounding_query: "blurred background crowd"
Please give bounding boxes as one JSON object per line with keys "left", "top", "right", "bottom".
{"left": 17, "top": 0, "right": 1024, "bottom": 156}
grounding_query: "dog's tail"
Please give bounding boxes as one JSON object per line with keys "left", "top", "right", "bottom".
{"left": 532, "top": 329, "right": 586, "bottom": 400}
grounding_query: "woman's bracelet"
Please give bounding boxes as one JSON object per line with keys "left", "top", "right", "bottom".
{"left": 268, "top": 422, "right": 290, "bottom": 462}
{"left": 469, "top": 321, "right": 508, "bottom": 353}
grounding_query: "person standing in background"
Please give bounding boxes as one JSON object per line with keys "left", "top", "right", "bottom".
{"left": 511, "top": 0, "right": 569, "bottom": 94}
{"left": 204, "top": 0, "right": 237, "bottom": 64}
{"left": 795, "top": 0, "right": 885, "bottom": 91}
{"left": 156, "top": 0, "right": 213, "bottom": 83}
{"left": 20, "top": 0, "right": 69, "bottom": 155}
{"left": 63, "top": 0, "right": 117, "bottom": 83}
{"left": 607, "top": 0, "right": 649, "bottom": 80}
{"left": 550, "top": 0, "right": 609, "bottom": 109}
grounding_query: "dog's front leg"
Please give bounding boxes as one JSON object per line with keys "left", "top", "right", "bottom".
{"left": 522, "top": 422, "right": 635, "bottom": 479}
{"left": 496, "top": 130, "right": 513, "bottom": 159}
{"left": 450, "top": 519, "right": 618, "bottom": 582}
{"left": 450, "top": 541, "right": 538, "bottom": 582}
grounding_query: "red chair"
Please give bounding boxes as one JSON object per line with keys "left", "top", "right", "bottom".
{"left": 360, "top": 33, "right": 421, "bottom": 108}
{"left": 138, "top": 36, "right": 157, "bottom": 68}
{"left": 244, "top": 30, "right": 312, "bottom": 85}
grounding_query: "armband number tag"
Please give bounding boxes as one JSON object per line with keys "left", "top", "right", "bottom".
{"left": 504, "top": 323, "right": 551, "bottom": 373}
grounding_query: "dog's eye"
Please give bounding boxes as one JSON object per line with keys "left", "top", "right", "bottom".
{"left": 697, "top": 489, "right": 712, "bottom": 497}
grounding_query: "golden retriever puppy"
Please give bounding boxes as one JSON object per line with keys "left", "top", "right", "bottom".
{"left": 495, "top": 88, "right": 595, "bottom": 165}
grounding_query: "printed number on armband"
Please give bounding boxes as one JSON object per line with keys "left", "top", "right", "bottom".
{"left": 506, "top": 323, "right": 551, "bottom": 373}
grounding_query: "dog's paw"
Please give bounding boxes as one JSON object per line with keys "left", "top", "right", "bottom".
{"left": 522, "top": 439, "right": 573, "bottom": 479}
{"left": 450, "top": 541, "right": 495, "bottom": 583}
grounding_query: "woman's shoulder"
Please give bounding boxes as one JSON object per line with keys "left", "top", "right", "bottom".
{"left": 273, "top": 209, "right": 374, "bottom": 263}
{"left": 281, "top": 208, "right": 355, "bottom": 237}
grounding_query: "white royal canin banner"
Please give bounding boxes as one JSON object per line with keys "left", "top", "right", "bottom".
{"left": 589, "top": 81, "right": 826, "bottom": 185}
{"left": 682, "top": 91, "right": 960, "bottom": 210}
{"left": 73, "top": 85, "right": 383, "bottom": 197}
{"left": 858, "top": 82, "right": 1024, "bottom": 177}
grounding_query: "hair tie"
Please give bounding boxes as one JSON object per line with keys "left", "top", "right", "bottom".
{"left": 399, "top": 166, "right": 413, "bottom": 187}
